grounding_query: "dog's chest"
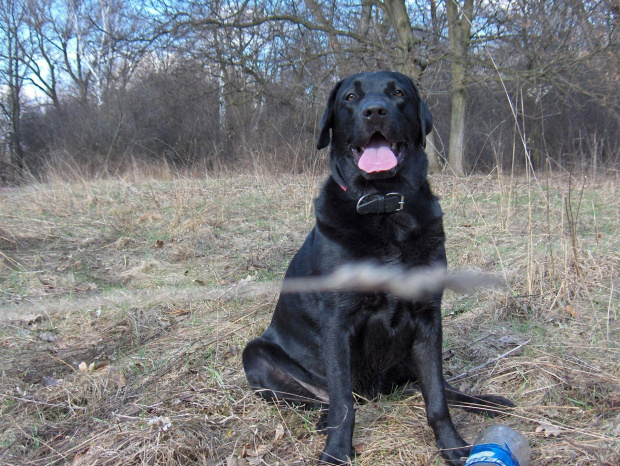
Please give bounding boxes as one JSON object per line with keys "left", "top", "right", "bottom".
{"left": 376, "top": 242, "right": 402, "bottom": 265}
{"left": 352, "top": 296, "right": 415, "bottom": 368}
{"left": 366, "top": 213, "right": 440, "bottom": 265}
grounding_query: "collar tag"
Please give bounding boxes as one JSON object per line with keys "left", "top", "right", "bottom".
{"left": 356, "top": 192, "right": 405, "bottom": 215}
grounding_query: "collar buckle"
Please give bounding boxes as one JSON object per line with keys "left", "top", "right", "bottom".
{"left": 356, "top": 192, "right": 405, "bottom": 215}
{"left": 388, "top": 192, "right": 405, "bottom": 212}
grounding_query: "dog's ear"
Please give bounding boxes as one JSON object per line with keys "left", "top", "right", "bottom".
{"left": 407, "top": 77, "right": 433, "bottom": 148}
{"left": 420, "top": 100, "right": 433, "bottom": 136}
{"left": 317, "top": 80, "right": 343, "bottom": 150}
{"left": 419, "top": 100, "right": 433, "bottom": 148}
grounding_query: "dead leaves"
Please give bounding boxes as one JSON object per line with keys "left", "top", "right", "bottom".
{"left": 78, "top": 361, "right": 92, "bottom": 372}
{"left": 273, "top": 423, "right": 285, "bottom": 443}
{"left": 231, "top": 444, "right": 269, "bottom": 465}
{"left": 228, "top": 424, "right": 287, "bottom": 465}
{"left": 148, "top": 416, "right": 172, "bottom": 432}
{"left": 565, "top": 304, "right": 580, "bottom": 318}
{"left": 242, "top": 443, "right": 269, "bottom": 459}
{"left": 227, "top": 423, "right": 367, "bottom": 465}
{"left": 536, "top": 422, "right": 562, "bottom": 438}
{"left": 110, "top": 369, "right": 126, "bottom": 389}
{"left": 14, "top": 313, "right": 43, "bottom": 325}
{"left": 607, "top": 393, "right": 620, "bottom": 409}
{"left": 71, "top": 449, "right": 89, "bottom": 466}
{"left": 38, "top": 331, "right": 58, "bottom": 342}
{"left": 74, "top": 360, "right": 126, "bottom": 389}
{"left": 77, "top": 360, "right": 110, "bottom": 372}
{"left": 226, "top": 455, "right": 249, "bottom": 466}
{"left": 42, "top": 376, "right": 64, "bottom": 387}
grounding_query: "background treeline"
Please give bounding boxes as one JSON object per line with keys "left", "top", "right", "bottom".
{"left": 1, "top": 0, "right": 619, "bottom": 182}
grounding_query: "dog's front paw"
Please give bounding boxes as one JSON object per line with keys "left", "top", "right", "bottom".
{"left": 318, "top": 449, "right": 355, "bottom": 465}
{"left": 436, "top": 436, "right": 470, "bottom": 464}
{"left": 318, "top": 439, "right": 355, "bottom": 465}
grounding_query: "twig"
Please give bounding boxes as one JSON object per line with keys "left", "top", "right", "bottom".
{"left": 280, "top": 262, "right": 505, "bottom": 301}
{"left": 447, "top": 339, "right": 531, "bottom": 383}
{"left": 46, "top": 353, "right": 78, "bottom": 373}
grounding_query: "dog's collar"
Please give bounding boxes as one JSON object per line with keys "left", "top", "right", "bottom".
{"left": 333, "top": 162, "right": 404, "bottom": 214}
{"left": 336, "top": 181, "right": 405, "bottom": 215}
{"left": 355, "top": 192, "right": 405, "bottom": 214}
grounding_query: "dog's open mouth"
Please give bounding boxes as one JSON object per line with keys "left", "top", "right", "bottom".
{"left": 352, "top": 133, "right": 404, "bottom": 174}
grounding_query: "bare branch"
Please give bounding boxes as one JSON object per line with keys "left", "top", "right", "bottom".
{"left": 281, "top": 262, "right": 505, "bottom": 301}
{"left": 447, "top": 339, "right": 531, "bottom": 382}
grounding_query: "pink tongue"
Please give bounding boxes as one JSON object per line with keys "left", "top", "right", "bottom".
{"left": 358, "top": 137, "right": 397, "bottom": 173}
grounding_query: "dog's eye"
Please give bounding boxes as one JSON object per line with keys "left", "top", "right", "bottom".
{"left": 394, "top": 89, "right": 405, "bottom": 97}
{"left": 345, "top": 93, "right": 356, "bottom": 101}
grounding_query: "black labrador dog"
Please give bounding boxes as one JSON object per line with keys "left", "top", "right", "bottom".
{"left": 243, "top": 71, "right": 513, "bottom": 464}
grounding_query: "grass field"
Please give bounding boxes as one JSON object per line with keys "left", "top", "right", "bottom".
{"left": 1, "top": 171, "right": 618, "bottom": 465}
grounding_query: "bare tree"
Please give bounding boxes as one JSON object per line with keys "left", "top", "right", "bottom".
{"left": 20, "top": 0, "right": 61, "bottom": 108}
{"left": 372, "top": 0, "right": 444, "bottom": 171}
{"left": 0, "top": 0, "right": 28, "bottom": 179}
{"left": 2, "top": 0, "right": 617, "bottom": 180}
{"left": 445, "top": 0, "right": 473, "bottom": 176}
{"left": 483, "top": 0, "right": 620, "bottom": 171}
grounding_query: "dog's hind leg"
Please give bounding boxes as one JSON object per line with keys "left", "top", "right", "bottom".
{"left": 242, "top": 337, "right": 327, "bottom": 409}
{"left": 443, "top": 380, "right": 515, "bottom": 417}
{"left": 377, "top": 364, "right": 515, "bottom": 418}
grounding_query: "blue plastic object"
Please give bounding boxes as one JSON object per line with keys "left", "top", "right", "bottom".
{"left": 464, "top": 441, "right": 520, "bottom": 466}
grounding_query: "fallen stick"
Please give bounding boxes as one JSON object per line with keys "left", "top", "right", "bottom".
{"left": 447, "top": 339, "right": 531, "bottom": 382}
{"left": 281, "top": 262, "right": 505, "bottom": 301}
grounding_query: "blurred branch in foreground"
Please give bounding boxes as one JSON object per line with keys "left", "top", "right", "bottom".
{"left": 280, "top": 263, "right": 505, "bottom": 301}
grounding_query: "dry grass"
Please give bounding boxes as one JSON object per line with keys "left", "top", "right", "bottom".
{"left": 1, "top": 171, "right": 618, "bottom": 465}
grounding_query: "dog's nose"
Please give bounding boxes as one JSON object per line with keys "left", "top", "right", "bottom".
{"left": 362, "top": 99, "right": 388, "bottom": 120}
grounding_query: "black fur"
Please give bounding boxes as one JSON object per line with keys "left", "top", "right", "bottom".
{"left": 243, "top": 71, "right": 513, "bottom": 465}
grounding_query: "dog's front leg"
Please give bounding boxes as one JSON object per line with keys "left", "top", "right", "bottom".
{"left": 412, "top": 311, "right": 470, "bottom": 464}
{"left": 318, "top": 303, "right": 355, "bottom": 465}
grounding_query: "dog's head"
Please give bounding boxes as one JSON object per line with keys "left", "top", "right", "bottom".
{"left": 317, "top": 71, "right": 433, "bottom": 189}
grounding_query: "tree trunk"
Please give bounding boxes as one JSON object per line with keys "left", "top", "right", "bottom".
{"left": 380, "top": 0, "right": 442, "bottom": 170}
{"left": 448, "top": 80, "right": 467, "bottom": 175}
{"left": 426, "top": 131, "right": 443, "bottom": 173}
{"left": 382, "top": 0, "right": 418, "bottom": 71}
{"left": 2, "top": 0, "right": 26, "bottom": 180}
{"left": 446, "top": 0, "right": 474, "bottom": 176}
